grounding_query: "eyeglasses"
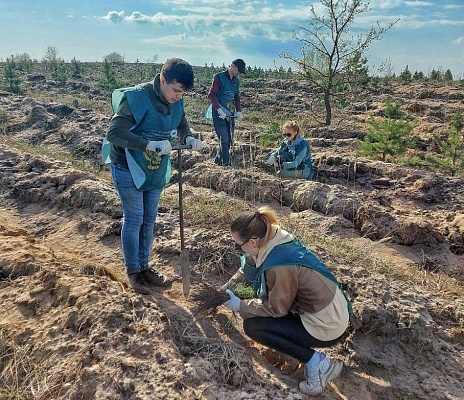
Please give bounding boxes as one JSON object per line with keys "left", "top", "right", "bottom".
{"left": 234, "top": 237, "right": 257, "bottom": 251}
{"left": 283, "top": 132, "right": 293, "bottom": 137}
{"left": 234, "top": 239, "right": 249, "bottom": 251}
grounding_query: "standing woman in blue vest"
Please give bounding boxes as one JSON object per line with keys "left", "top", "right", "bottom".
{"left": 222, "top": 206, "right": 350, "bottom": 396}
{"left": 207, "top": 59, "right": 246, "bottom": 166}
{"left": 105, "top": 58, "right": 203, "bottom": 295}
{"left": 266, "top": 120, "right": 314, "bottom": 180}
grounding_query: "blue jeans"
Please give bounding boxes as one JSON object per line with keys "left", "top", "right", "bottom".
{"left": 243, "top": 314, "right": 345, "bottom": 363}
{"left": 213, "top": 110, "right": 235, "bottom": 166}
{"left": 279, "top": 166, "right": 314, "bottom": 180}
{"left": 111, "top": 163, "right": 162, "bottom": 275}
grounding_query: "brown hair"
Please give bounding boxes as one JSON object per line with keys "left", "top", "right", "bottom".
{"left": 160, "top": 58, "right": 194, "bottom": 90}
{"left": 230, "top": 206, "right": 279, "bottom": 247}
{"left": 282, "top": 120, "right": 302, "bottom": 136}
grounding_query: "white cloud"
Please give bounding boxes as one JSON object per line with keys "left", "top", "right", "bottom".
{"left": 444, "top": 4, "right": 464, "bottom": 10}
{"left": 375, "top": 0, "right": 403, "bottom": 9}
{"left": 126, "top": 12, "right": 151, "bottom": 24}
{"left": 102, "top": 11, "right": 125, "bottom": 23}
{"left": 384, "top": 13, "right": 464, "bottom": 29}
{"left": 102, "top": 4, "right": 311, "bottom": 29}
{"left": 143, "top": 33, "right": 212, "bottom": 47}
{"left": 404, "top": 1, "right": 433, "bottom": 7}
{"left": 100, "top": 5, "right": 313, "bottom": 49}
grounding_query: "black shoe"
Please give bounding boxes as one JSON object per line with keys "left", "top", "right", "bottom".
{"left": 141, "top": 268, "right": 171, "bottom": 288}
{"left": 128, "top": 272, "right": 153, "bottom": 295}
{"left": 214, "top": 156, "right": 231, "bottom": 167}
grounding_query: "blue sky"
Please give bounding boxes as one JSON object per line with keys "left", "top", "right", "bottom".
{"left": 1, "top": 0, "right": 463, "bottom": 77}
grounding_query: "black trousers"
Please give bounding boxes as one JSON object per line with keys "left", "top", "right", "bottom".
{"left": 243, "top": 313, "right": 344, "bottom": 363}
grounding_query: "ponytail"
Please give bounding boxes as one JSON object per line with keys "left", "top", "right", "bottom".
{"left": 282, "top": 120, "right": 303, "bottom": 137}
{"left": 231, "top": 206, "right": 279, "bottom": 246}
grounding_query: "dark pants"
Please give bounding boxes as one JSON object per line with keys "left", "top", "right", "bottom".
{"left": 212, "top": 110, "right": 235, "bottom": 166}
{"left": 243, "top": 314, "right": 344, "bottom": 363}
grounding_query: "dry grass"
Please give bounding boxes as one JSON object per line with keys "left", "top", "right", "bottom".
{"left": 195, "top": 238, "right": 242, "bottom": 280}
{"left": 182, "top": 335, "right": 253, "bottom": 387}
{"left": 0, "top": 328, "right": 60, "bottom": 400}
{"left": 25, "top": 92, "right": 112, "bottom": 115}
{"left": 183, "top": 193, "right": 249, "bottom": 230}
{"left": 77, "top": 262, "right": 125, "bottom": 284}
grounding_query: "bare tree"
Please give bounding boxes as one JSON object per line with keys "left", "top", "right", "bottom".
{"left": 104, "top": 52, "right": 125, "bottom": 64}
{"left": 376, "top": 57, "right": 396, "bottom": 81}
{"left": 13, "top": 53, "right": 33, "bottom": 73}
{"left": 42, "top": 46, "right": 60, "bottom": 64}
{"left": 281, "top": 0, "right": 398, "bottom": 125}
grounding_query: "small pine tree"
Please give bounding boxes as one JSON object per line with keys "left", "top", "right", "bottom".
{"left": 346, "top": 51, "right": 370, "bottom": 86}
{"left": 100, "top": 59, "right": 119, "bottom": 91}
{"left": 51, "top": 59, "right": 69, "bottom": 82}
{"left": 426, "top": 109, "right": 464, "bottom": 176}
{"left": 2, "top": 56, "right": 22, "bottom": 94}
{"left": 71, "top": 57, "right": 82, "bottom": 77}
{"left": 358, "top": 97, "right": 416, "bottom": 161}
{"left": 260, "top": 120, "right": 283, "bottom": 147}
{"left": 444, "top": 69, "right": 453, "bottom": 81}
{"left": 413, "top": 70, "right": 424, "bottom": 81}
{"left": 399, "top": 65, "right": 412, "bottom": 82}
{"left": 383, "top": 96, "right": 404, "bottom": 119}
{"left": 430, "top": 68, "right": 442, "bottom": 81}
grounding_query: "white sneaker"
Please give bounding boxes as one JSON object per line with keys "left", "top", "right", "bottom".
{"left": 299, "top": 356, "right": 343, "bottom": 396}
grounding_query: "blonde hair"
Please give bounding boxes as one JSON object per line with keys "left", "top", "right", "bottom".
{"left": 282, "top": 120, "right": 303, "bottom": 136}
{"left": 230, "top": 206, "right": 279, "bottom": 246}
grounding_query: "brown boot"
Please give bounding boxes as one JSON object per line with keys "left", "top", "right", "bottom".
{"left": 128, "top": 272, "right": 153, "bottom": 295}
{"left": 141, "top": 268, "right": 171, "bottom": 288}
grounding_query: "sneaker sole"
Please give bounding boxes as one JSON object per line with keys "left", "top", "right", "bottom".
{"left": 299, "top": 360, "right": 343, "bottom": 396}
{"left": 321, "top": 360, "right": 343, "bottom": 387}
{"left": 299, "top": 380, "right": 323, "bottom": 396}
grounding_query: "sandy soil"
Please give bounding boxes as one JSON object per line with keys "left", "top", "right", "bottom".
{"left": 0, "top": 67, "right": 463, "bottom": 400}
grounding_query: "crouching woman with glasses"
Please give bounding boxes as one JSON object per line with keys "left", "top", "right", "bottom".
{"left": 222, "top": 206, "right": 350, "bottom": 396}
{"left": 266, "top": 120, "right": 314, "bottom": 180}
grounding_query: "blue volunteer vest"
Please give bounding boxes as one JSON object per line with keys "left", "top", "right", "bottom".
{"left": 216, "top": 71, "right": 239, "bottom": 113}
{"left": 122, "top": 86, "right": 183, "bottom": 191}
{"left": 279, "top": 136, "right": 313, "bottom": 175}
{"left": 241, "top": 239, "right": 352, "bottom": 313}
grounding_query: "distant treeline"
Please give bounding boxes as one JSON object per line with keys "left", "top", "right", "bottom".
{"left": 1, "top": 49, "right": 462, "bottom": 95}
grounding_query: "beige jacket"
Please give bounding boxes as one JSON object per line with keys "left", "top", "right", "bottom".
{"left": 227, "top": 227, "right": 349, "bottom": 341}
